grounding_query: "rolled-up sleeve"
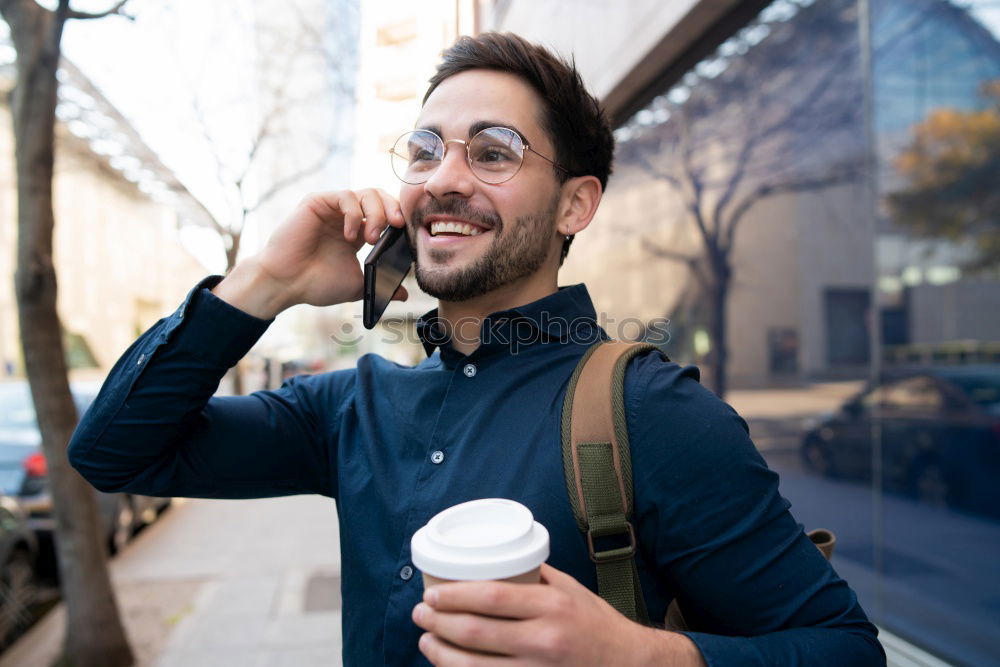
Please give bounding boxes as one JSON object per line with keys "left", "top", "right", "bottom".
{"left": 69, "top": 276, "right": 340, "bottom": 500}
{"left": 626, "top": 353, "right": 885, "bottom": 666}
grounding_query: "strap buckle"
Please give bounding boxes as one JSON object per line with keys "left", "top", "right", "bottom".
{"left": 587, "top": 522, "right": 637, "bottom": 564}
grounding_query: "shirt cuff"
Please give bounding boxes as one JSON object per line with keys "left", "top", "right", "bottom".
{"left": 167, "top": 275, "right": 274, "bottom": 369}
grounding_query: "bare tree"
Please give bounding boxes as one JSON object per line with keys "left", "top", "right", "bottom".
{"left": 0, "top": 1, "right": 135, "bottom": 665}
{"left": 158, "top": 1, "right": 355, "bottom": 393}
{"left": 615, "top": 0, "right": 865, "bottom": 397}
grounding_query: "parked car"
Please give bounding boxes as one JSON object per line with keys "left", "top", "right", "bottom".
{"left": 0, "top": 490, "right": 38, "bottom": 647}
{"left": 0, "top": 381, "right": 171, "bottom": 558}
{"left": 800, "top": 365, "right": 1000, "bottom": 516}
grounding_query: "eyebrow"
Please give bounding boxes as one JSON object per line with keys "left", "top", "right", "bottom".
{"left": 417, "top": 120, "right": 532, "bottom": 144}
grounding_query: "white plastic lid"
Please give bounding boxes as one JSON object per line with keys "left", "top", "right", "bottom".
{"left": 411, "top": 498, "right": 550, "bottom": 581}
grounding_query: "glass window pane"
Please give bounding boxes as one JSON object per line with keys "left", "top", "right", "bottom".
{"left": 583, "top": 0, "right": 1000, "bottom": 662}
{"left": 873, "top": 1, "right": 1000, "bottom": 662}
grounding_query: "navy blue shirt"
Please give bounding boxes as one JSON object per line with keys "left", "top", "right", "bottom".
{"left": 68, "top": 277, "right": 884, "bottom": 666}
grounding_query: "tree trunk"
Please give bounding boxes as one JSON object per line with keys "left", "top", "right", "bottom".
{"left": 225, "top": 232, "right": 244, "bottom": 394}
{"left": 706, "top": 257, "right": 730, "bottom": 399}
{"left": 5, "top": 2, "right": 133, "bottom": 665}
{"left": 224, "top": 230, "right": 241, "bottom": 275}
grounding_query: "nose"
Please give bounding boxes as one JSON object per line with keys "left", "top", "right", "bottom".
{"left": 423, "top": 139, "right": 476, "bottom": 200}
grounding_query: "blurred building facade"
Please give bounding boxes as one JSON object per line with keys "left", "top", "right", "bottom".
{"left": 0, "top": 56, "right": 209, "bottom": 379}
{"left": 481, "top": 0, "right": 1000, "bottom": 664}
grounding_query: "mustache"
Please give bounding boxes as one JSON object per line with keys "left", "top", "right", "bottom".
{"left": 411, "top": 199, "right": 501, "bottom": 230}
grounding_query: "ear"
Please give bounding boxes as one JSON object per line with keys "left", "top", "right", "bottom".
{"left": 555, "top": 175, "right": 602, "bottom": 237}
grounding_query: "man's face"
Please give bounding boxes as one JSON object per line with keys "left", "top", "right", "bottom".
{"left": 399, "top": 69, "right": 563, "bottom": 302}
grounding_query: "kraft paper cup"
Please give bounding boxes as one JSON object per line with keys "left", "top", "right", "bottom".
{"left": 411, "top": 498, "right": 550, "bottom": 586}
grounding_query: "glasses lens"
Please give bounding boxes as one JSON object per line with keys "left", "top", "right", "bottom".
{"left": 468, "top": 127, "right": 524, "bottom": 184}
{"left": 391, "top": 130, "right": 443, "bottom": 184}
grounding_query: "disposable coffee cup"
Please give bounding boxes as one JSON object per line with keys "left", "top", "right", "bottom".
{"left": 411, "top": 498, "right": 550, "bottom": 587}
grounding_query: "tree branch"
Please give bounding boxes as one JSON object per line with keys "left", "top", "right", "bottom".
{"left": 247, "top": 142, "right": 343, "bottom": 213}
{"left": 642, "top": 239, "right": 699, "bottom": 265}
{"left": 672, "top": 110, "right": 721, "bottom": 257}
{"left": 189, "top": 97, "right": 243, "bottom": 223}
{"left": 67, "top": 0, "right": 133, "bottom": 21}
{"left": 165, "top": 181, "right": 227, "bottom": 239}
{"left": 643, "top": 239, "right": 712, "bottom": 289}
{"left": 724, "top": 166, "right": 860, "bottom": 250}
{"left": 627, "top": 149, "right": 682, "bottom": 190}
{"left": 712, "top": 116, "right": 758, "bottom": 233}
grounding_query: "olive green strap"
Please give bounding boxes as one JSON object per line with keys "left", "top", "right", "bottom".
{"left": 561, "top": 341, "right": 665, "bottom": 624}
{"left": 560, "top": 342, "right": 601, "bottom": 533}
{"left": 578, "top": 441, "right": 649, "bottom": 624}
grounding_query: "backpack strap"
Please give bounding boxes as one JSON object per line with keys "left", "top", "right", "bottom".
{"left": 562, "top": 340, "right": 838, "bottom": 631}
{"left": 561, "top": 340, "right": 665, "bottom": 624}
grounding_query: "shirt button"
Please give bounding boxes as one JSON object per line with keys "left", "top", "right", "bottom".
{"left": 463, "top": 363, "right": 477, "bottom": 378}
{"left": 400, "top": 565, "right": 414, "bottom": 581}
{"left": 137, "top": 353, "right": 146, "bottom": 366}
{"left": 430, "top": 450, "right": 445, "bottom": 465}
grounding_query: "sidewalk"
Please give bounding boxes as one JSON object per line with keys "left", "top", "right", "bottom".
{"left": 725, "top": 380, "right": 863, "bottom": 420}
{"left": 0, "top": 495, "right": 343, "bottom": 667}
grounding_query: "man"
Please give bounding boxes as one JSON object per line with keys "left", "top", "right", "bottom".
{"left": 69, "top": 33, "right": 884, "bottom": 666}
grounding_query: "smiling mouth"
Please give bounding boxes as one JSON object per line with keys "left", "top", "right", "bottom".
{"left": 429, "top": 221, "right": 483, "bottom": 237}
{"left": 426, "top": 220, "right": 491, "bottom": 237}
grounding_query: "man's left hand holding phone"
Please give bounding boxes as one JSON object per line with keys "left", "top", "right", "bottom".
{"left": 211, "top": 190, "right": 411, "bottom": 323}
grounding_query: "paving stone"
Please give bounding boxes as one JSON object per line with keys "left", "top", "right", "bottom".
{"left": 263, "top": 611, "right": 341, "bottom": 647}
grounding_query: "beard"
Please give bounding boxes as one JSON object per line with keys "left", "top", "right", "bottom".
{"left": 409, "top": 195, "right": 560, "bottom": 302}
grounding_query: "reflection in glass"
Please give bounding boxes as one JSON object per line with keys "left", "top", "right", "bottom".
{"left": 614, "top": 0, "right": 866, "bottom": 397}
{"left": 802, "top": 368, "right": 1000, "bottom": 514}
{"left": 872, "top": 2, "right": 1000, "bottom": 663}
{"left": 607, "top": 0, "right": 1000, "bottom": 663}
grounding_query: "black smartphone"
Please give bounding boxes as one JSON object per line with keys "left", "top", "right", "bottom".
{"left": 363, "top": 225, "right": 414, "bottom": 329}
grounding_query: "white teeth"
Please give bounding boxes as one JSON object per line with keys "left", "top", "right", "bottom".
{"left": 429, "top": 221, "right": 483, "bottom": 237}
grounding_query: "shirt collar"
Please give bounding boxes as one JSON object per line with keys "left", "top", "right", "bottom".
{"left": 415, "top": 284, "right": 600, "bottom": 359}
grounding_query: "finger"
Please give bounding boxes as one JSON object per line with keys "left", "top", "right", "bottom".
{"left": 391, "top": 284, "right": 409, "bottom": 302}
{"left": 539, "top": 563, "right": 582, "bottom": 591}
{"left": 358, "top": 189, "right": 388, "bottom": 244}
{"left": 418, "top": 632, "right": 513, "bottom": 666}
{"left": 414, "top": 603, "right": 522, "bottom": 656}
{"left": 376, "top": 188, "right": 405, "bottom": 228}
{"left": 337, "top": 191, "right": 365, "bottom": 243}
{"left": 424, "top": 580, "right": 549, "bottom": 619}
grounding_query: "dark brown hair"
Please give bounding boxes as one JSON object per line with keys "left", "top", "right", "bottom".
{"left": 424, "top": 32, "right": 615, "bottom": 263}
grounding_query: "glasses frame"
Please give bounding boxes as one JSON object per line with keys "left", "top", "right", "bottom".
{"left": 389, "top": 126, "right": 570, "bottom": 185}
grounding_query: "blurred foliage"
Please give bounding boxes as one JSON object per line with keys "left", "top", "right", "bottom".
{"left": 889, "top": 80, "right": 1000, "bottom": 271}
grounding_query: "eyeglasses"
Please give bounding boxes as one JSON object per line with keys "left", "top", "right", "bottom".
{"left": 389, "top": 126, "right": 569, "bottom": 185}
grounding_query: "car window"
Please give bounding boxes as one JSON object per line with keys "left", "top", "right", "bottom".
{"left": 863, "top": 376, "right": 944, "bottom": 411}
{"left": 0, "top": 385, "right": 34, "bottom": 429}
{"left": 0, "top": 384, "right": 96, "bottom": 428}
{"left": 947, "top": 373, "right": 1000, "bottom": 409}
